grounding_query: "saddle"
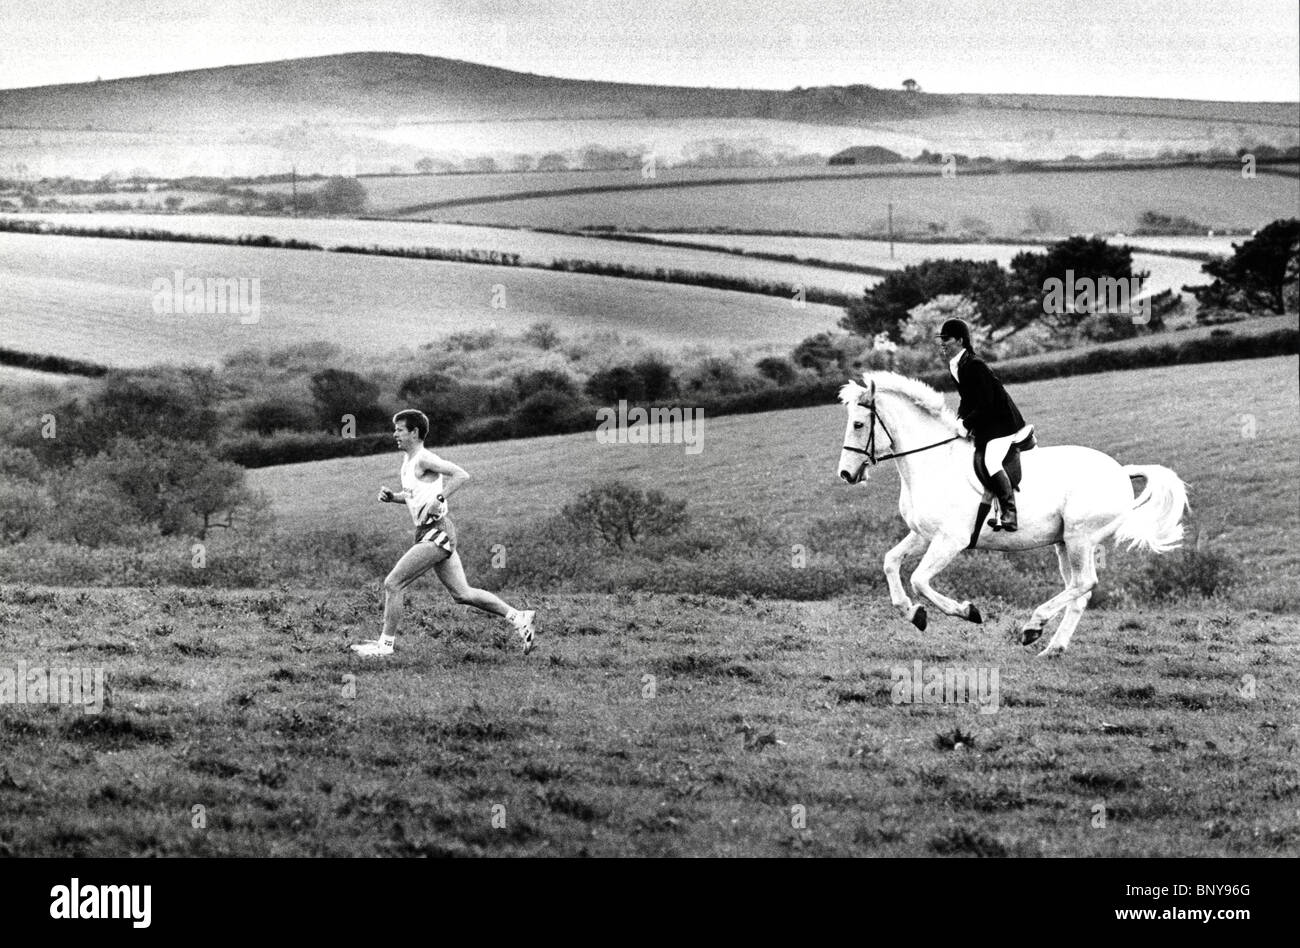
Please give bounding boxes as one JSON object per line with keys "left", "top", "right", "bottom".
{"left": 968, "top": 426, "right": 1036, "bottom": 548}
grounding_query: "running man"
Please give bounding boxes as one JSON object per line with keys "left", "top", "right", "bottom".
{"left": 350, "top": 409, "right": 536, "bottom": 657}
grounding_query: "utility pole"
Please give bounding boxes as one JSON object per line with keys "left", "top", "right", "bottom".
{"left": 887, "top": 201, "right": 894, "bottom": 259}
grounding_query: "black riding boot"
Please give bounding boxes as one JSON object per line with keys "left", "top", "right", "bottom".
{"left": 989, "top": 470, "right": 1018, "bottom": 532}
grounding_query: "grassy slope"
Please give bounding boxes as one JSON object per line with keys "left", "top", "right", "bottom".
{"left": 250, "top": 355, "right": 1300, "bottom": 583}
{"left": 3, "top": 356, "right": 1297, "bottom": 857}
{"left": 2, "top": 212, "right": 876, "bottom": 297}
{"left": 0, "top": 232, "right": 841, "bottom": 366}
{"left": 411, "top": 167, "right": 1299, "bottom": 236}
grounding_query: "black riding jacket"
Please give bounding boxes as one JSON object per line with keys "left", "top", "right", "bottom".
{"left": 953, "top": 349, "right": 1026, "bottom": 447}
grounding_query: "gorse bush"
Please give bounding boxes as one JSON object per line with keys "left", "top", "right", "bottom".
{"left": 559, "top": 482, "right": 690, "bottom": 550}
{"left": 1136, "top": 546, "right": 1244, "bottom": 600}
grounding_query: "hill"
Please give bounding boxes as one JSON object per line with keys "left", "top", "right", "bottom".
{"left": 1, "top": 53, "right": 1295, "bottom": 178}
{"left": 249, "top": 355, "right": 1300, "bottom": 590}
{"left": 0, "top": 230, "right": 843, "bottom": 366}
{"left": 0, "top": 52, "right": 955, "bottom": 131}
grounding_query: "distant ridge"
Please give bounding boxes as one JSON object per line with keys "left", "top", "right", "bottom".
{"left": 0, "top": 52, "right": 958, "bottom": 131}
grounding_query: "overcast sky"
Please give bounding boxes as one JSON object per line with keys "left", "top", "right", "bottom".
{"left": 1, "top": 0, "right": 1296, "bottom": 100}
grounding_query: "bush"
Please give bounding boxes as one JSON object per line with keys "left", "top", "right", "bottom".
{"left": 1137, "top": 547, "right": 1243, "bottom": 600}
{"left": 218, "top": 432, "right": 391, "bottom": 467}
{"left": 633, "top": 355, "right": 679, "bottom": 400}
{"left": 452, "top": 416, "right": 516, "bottom": 444}
{"left": 585, "top": 365, "right": 647, "bottom": 403}
{"left": 513, "top": 389, "right": 587, "bottom": 433}
{"left": 309, "top": 368, "right": 385, "bottom": 433}
{"left": 523, "top": 322, "right": 561, "bottom": 350}
{"left": 558, "top": 482, "right": 689, "bottom": 550}
{"left": 755, "top": 356, "right": 797, "bottom": 385}
{"left": 316, "top": 176, "right": 367, "bottom": 215}
{"left": 242, "top": 399, "right": 318, "bottom": 435}
{"left": 512, "top": 368, "right": 578, "bottom": 400}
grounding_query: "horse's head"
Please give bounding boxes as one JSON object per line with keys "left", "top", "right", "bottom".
{"left": 837, "top": 379, "right": 886, "bottom": 485}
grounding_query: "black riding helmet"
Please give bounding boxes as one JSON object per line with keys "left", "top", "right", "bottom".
{"left": 938, "top": 318, "right": 972, "bottom": 348}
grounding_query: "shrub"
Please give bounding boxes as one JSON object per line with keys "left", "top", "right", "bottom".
{"left": 513, "top": 368, "right": 578, "bottom": 400}
{"left": 558, "top": 482, "right": 689, "bottom": 550}
{"left": 792, "top": 333, "right": 846, "bottom": 375}
{"left": 309, "top": 368, "right": 385, "bottom": 433}
{"left": 218, "top": 432, "right": 391, "bottom": 467}
{"left": 900, "top": 294, "right": 990, "bottom": 349}
{"left": 755, "top": 356, "right": 797, "bottom": 385}
{"left": 315, "top": 176, "right": 367, "bottom": 215}
{"left": 1137, "top": 547, "right": 1243, "bottom": 600}
{"left": 522, "top": 322, "right": 561, "bottom": 350}
{"left": 585, "top": 365, "right": 647, "bottom": 403}
{"left": 513, "top": 389, "right": 588, "bottom": 433}
{"left": 242, "top": 399, "right": 317, "bottom": 435}
{"left": 632, "top": 354, "right": 679, "bottom": 400}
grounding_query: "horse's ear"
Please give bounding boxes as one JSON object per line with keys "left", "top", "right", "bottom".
{"left": 857, "top": 380, "right": 875, "bottom": 406}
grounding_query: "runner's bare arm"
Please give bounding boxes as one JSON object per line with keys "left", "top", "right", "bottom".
{"left": 418, "top": 453, "right": 470, "bottom": 499}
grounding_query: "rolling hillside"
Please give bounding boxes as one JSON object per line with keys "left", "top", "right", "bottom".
{"left": 249, "top": 355, "right": 1300, "bottom": 585}
{"left": 0, "top": 52, "right": 955, "bottom": 131}
{"left": 404, "top": 166, "right": 1299, "bottom": 235}
{"left": 1, "top": 53, "right": 1294, "bottom": 178}
{"left": 0, "top": 231, "right": 842, "bottom": 366}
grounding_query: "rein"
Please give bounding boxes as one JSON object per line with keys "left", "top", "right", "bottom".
{"left": 842, "top": 395, "right": 962, "bottom": 466}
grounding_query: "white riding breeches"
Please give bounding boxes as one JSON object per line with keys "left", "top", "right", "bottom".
{"left": 983, "top": 424, "right": 1035, "bottom": 476}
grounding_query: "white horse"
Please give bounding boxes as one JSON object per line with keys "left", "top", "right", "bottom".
{"left": 837, "top": 372, "right": 1188, "bottom": 656}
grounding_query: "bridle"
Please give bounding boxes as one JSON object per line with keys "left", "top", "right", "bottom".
{"left": 842, "top": 384, "right": 962, "bottom": 467}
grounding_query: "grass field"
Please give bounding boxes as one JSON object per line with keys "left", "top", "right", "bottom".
{"left": 0, "top": 231, "right": 842, "bottom": 367}
{"left": 249, "top": 355, "right": 1300, "bottom": 586}
{"left": 247, "top": 163, "right": 934, "bottom": 211}
{"left": 640, "top": 232, "right": 1213, "bottom": 302}
{"left": 1, "top": 584, "right": 1294, "bottom": 857}
{"left": 2, "top": 213, "right": 876, "bottom": 297}
{"left": 2, "top": 357, "right": 1296, "bottom": 857}
{"left": 408, "top": 167, "right": 1299, "bottom": 237}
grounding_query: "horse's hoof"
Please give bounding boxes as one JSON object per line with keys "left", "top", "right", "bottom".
{"left": 911, "top": 606, "right": 928, "bottom": 631}
{"left": 1020, "top": 625, "right": 1043, "bottom": 645}
{"left": 966, "top": 603, "right": 982, "bottom": 624}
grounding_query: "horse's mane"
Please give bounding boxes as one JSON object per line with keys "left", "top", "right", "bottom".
{"left": 838, "top": 372, "right": 961, "bottom": 433}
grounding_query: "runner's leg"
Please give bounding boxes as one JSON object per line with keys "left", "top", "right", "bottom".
{"left": 382, "top": 542, "right": 450, "bottom": 638}
{"left": 432, "top": 551, "right": 512, "bottom": 616}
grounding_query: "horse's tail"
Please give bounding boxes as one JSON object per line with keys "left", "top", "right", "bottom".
{"left": 1091, "top": 464, "right": 1188, "bottom": 554}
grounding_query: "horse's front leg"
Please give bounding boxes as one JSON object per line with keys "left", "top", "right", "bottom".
{"left": 909, "top": 533, "right": 983, "bottom": 623}
{"left": 883, "top": 530, "right": 928, "bottom": 629}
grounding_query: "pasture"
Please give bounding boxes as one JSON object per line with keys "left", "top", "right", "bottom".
{"left": 407, "top": 167, "right": 1299, "bottom": 238}
{"left": 251, "top": 355, "right": 1300, "bottom": 588}
{"left": 1, "top": 356, "right": 1296, "bottom": 857}
{"left": 0, "top": 584, "right": 1294, "bottom": 857}
{"left": 0, "top": 231, "right": 841, "bottom": 367}
{"left": 247, "top": 162, "right": 932, "bottom": 212}
{"left": 640, "top": 232, "right": 1212, "bottom": 303}
{"left": 3, "top": 212, "right": 876, "bottom": 297}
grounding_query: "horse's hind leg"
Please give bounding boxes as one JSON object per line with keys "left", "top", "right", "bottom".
{"left": 883, "top": 530, "right": 928, "bottom": 629}
{"left": 909, "top": 534, "right": 982, "bottom": 623}
{"left": 1034, "top": 541, "right": 1098, "bottom": 657}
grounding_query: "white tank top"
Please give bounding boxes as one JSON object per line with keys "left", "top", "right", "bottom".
{"left": 401, "top": 452, "right": 446, "bottom": 524}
